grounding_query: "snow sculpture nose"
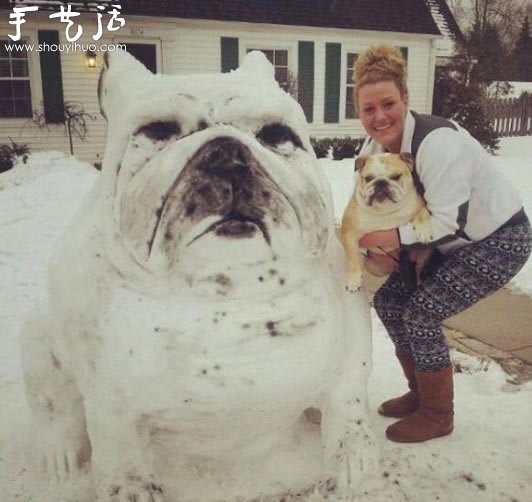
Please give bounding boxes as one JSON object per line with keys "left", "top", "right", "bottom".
{"left": 195, "top": 137, "right": 251, "bottom": 181}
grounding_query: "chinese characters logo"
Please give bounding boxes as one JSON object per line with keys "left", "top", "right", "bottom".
{"left": 8, "top": 3, "right": 126, "bottom": 42}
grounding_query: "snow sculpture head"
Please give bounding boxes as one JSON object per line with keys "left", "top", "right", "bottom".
{"left": 97, "top": 50, "right": 332, "bottom": 296}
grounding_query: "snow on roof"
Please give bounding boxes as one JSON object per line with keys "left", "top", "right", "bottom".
{"left": 424, "top": 0, "right": 463, "bottom": 58}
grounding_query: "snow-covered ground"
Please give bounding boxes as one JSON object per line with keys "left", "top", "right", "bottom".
{"left": 490, "top": 81, "right": 532, "bottom": 98}
{"left": 1, "top": 138, "right": 532, "bottom": 501}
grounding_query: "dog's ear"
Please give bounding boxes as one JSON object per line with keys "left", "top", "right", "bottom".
{"left": 399, "top": 153, "right": 415, "bottom": 170}
{"left": 354, "top": 155, "right": 367, "bottom": 172}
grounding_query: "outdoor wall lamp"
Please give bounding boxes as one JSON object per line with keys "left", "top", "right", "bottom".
{"left": 86, "top": 49, "right": 97, "bottom": 68}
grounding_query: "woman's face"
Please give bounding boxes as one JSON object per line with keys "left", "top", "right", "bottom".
{"left": 357, "top": 81, "right": 408, "bottom": 153}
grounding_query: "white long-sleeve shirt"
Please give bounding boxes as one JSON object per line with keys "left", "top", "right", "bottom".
{"left": 359, "top": 110, "right": 523, "bottom": 254}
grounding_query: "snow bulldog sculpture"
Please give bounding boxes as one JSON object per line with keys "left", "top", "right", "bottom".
{"left": 22, "top": 51, "right": 377, "bottom": 501}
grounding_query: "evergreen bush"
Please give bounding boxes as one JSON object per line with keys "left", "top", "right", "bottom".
{"left": 0, "top": 139, "right": 30, "bottom": 173}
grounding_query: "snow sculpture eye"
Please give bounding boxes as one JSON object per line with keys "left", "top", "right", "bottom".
{"left": 256, "top": 123, "right": 304, "bottom": 153}
{"left": 135, "top": 121, "right": 182, "bottom": 142}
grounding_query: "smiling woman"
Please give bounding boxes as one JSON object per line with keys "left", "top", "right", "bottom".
{"left": 348, "top": 44, "right": 532, "bottom": 445}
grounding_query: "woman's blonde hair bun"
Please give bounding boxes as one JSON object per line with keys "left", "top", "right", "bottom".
{"left": 354, "top": 45, "right": 408, "bottom": 103}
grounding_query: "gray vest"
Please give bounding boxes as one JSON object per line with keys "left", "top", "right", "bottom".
{"left": 410, "top": 112, "right": 458, "bottom": 195}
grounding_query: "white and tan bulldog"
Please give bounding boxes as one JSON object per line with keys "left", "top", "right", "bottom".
{"left": 21, "top": 51, "right": 377, "bottom": 502}
{"left": 341, "top": 153, "right": 433, "bottom": 292}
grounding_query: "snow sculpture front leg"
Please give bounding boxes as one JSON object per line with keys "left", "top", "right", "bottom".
{"left": 83, "top": 401, "right": 164, "bottom": 502}
{"left": 322, "top": 248, "right": 379, "bottom": 496}
{"left": 21, "top": 315, "right": 94, "bottom": 502}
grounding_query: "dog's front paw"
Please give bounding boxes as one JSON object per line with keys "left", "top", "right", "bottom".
{"left": 413, "top": 222, "right": 433, "bottom": 243}
{"left": 345, "top": 271, "right": 363, "bottom": 293}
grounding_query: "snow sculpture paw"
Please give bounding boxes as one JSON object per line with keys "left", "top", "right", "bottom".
{"left": 32, "top": 418, "right": 93, "bottom": 502}
{"left": 322, "top": 410, "right": 379, "bottom": 498}
{"left": 40, "top": 435, "right": 91, "bottom": 484}
{"left": 104, "top": 474, "right": 164, "bottom": 502}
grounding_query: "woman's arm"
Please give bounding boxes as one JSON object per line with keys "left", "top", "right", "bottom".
{"left": 398, "top": 129, "right": 474, "bottom": 249}
{"left": 358, "top": 229, "right": 400, "bottom": 250}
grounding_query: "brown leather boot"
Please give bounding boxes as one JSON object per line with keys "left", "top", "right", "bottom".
{"left": 385, "top": 365, "right": 454, "bottom": 443}
{"left": 378, "top": 351, "right": 418, "bottom": 418}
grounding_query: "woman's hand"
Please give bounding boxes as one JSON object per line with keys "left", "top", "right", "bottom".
{"left": 358, "top": 229, "right": 400, "bottom": 250}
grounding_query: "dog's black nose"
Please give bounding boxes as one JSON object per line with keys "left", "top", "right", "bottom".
{"left": 195, "top": 137, "right": 250, "bottom": 180}
{"left": 374, "top": 179, "right": 389, "bottom": 191}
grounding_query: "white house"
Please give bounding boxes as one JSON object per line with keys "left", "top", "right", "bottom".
{"left": 0, "top": 0, "right": 455, "bottom": 163}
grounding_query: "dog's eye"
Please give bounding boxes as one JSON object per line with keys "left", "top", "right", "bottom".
{"left": 364, "top": 175, "right": 375, "bottom": 183}
{"left": 135, "top": 121, "right": 181, "bottom": 142}
{"left": 390, "top": 174, "right": 402, "bottom": 181}
{"left": 257, "top": 123, "right": 304, "bottom": 151}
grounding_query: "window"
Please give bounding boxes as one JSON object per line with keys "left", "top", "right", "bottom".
{"left": 345, "top": 52, "right": 358, "bottom": 119}
{"left": 247, "top": 48, "right": 289, "bottom": 92}
{"left": 0, "top": 40, "right": 32, "bottom": 118}
{"left": 123, "top": 43, "right": 157, "bottom": 73}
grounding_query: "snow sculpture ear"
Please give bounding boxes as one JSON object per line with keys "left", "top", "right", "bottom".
{"left": 98, "top": 50, "right": 152, "bottom": 120}
{"left": 239, "top": 50, "right": 276, "bottom": 83}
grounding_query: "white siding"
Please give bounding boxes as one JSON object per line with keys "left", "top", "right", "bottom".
{"left": 148, "top": 18, "right": 439, "bottom": 141}
{"left": 0, "top": 13, "right": 177, "bottom": 164}
{"left": 0, "top": 12, "right": 439, "bottom": 162}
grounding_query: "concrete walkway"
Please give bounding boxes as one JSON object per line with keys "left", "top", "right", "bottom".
{"left": 365, "top": 274, "right": 532, "bottom": 383}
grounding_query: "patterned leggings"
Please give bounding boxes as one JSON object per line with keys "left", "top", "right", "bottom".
{"left": 373, "top": 211, "right": 532, "bottom": 371}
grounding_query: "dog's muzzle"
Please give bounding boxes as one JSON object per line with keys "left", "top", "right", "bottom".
{"left": 368, "top": 179, "right": 395, "bottom": 205}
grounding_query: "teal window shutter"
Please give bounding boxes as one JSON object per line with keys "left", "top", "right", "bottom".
{"left": 400, "top": 47, "right": 409, "bottom": 63}
{"left": 298, "top": 41, "right": 314, "bottom": 123}
{"left": 38, "top": 30, "right": 64, "bottom": 124}
{"left": 324, "top": 43, "right": 341, "bottom": 123}
{"left": 221, "top": 37, "right": 239, "bottom": 73}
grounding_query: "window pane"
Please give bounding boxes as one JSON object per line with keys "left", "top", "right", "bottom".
{"left": 13, "top": 80, "right": 30, "bottom": 98}
{"left": 0, "top": 80, "right": 13, "bottom": 97}
{"left": 274, "top": 50, "right": 287, "bottom": 66}
{"left": 275, "top": 66, "right": 288, "bottom": 83}
{"left": 123, "top": 43, "right": 157, "bottom": 73}
{"left": 14, "top": 98, "right": 32, "bottom": 117}
{"left": 0, "top": 99, "right": 14, "bottom": 117}
{"left": 346, "top": 87, "right": 354, "bottom": 104}
{"left": 11, "top": 41, "right": 27, "bottom": 58}
{"left": 347, "top": 53, "right": 358, "bottom": 67}
{"left": 346, "top": 69, "right": 353, "bottom": 84}
{"left": 0, "top": 42, "right": 9, "bottom": 58}
{"left": 12, "top": 59, "right": 28, "bottom": 77}
{"left": 261, "top": 50, "right": 274, "bottom": 63}
{"left": 345, "top": 102, "right": 356, "bottom": 119}
{"left": 0, "top": 60, "right": 11, "bottom": 77}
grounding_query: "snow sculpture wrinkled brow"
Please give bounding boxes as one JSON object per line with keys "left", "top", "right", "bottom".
{"left": 21, "top": 50, "right": 378, "bottom": 502}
